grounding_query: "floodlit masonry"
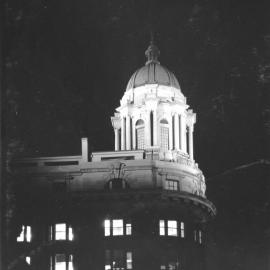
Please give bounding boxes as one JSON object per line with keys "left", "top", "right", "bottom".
{"left": 11, "top": 40, "right": 216, "bottom": 270}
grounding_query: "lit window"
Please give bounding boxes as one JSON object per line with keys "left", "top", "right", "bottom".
{"left": 68, "top": 255, "right": 73, "bottom": 270}
{"left": 25, "top": 256, "right": 31, "bottom": 265}
{"left": 113, "top": 220, "right": 123, "bottom": 236}
{"left": 180, "top": 222, "right": 185, "bottom": 238}
{"left": 56, "top": 224, "right": 66, "bottom": 240}
{"left": 167, "top": 221, "right": 178, "bottom": 236}
{"left": 51, "top": 254, "right": 73, "bottom": 270}
{"left": 50, "top": 223, "right": 73, "bottom": 241}
{"left": 105, "top": 250, "right": 133, "bottom": 270}
{"left": 160, "top": 119, "right": 169, "bottom": 152}
{"left": 136, "top": 119, "right": 145, "bottom": 150}
{"left": 136, "top": 127, "right": 145, "bottom": 149}
{"left": 126, "top": 223, "right": 132, "bottom": 235}
{"left": 105, "top": 220, "right": 111, "bottom": 236}
{"left": 194, "top": 229, "right": 203, "bottom": 244}
{"left": 165, "top": 180, "right": 178, "bottom": 191}
{"left": 17, "top": 225, "right": 31, "bottom": 242}
{"left": 104, "top": 219, "right": 132, "bottom": 236}
{"left": 159, "top": 220, "right": 185, "bottom": 237}
{"left": 198, "top": 230, "right": 202, "bottom": 244}
{"left": 126, "top": 252, "right": 132, "bottom": 269}
{"left": 55, "top": 254, "right": 66, "bottom": 270}
{"left": 159, "top": 220, "right": 165, "bottom": 236}
{"left": 68, "top": 227, "right": 73, "bottom": 241}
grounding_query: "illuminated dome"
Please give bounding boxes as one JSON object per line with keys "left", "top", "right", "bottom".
{"left": 126, "top": 41, "right": 181, "bottom": 91}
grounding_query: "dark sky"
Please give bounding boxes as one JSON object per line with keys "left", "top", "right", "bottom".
{"left": 6, "top": 0, "right": 270, "bottom": 177}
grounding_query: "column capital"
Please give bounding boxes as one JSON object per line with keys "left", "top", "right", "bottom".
{"left": 111, "top": 113, "right": 121, "bottom": 130}
{"left": 186, "top": 109, "right": 196, "bottom": 127}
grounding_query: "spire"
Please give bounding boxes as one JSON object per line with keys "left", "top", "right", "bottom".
{"left": 145, "top": 32, "right": 160, "bottom": 65}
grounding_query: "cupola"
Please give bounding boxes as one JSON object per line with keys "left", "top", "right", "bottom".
{"left": 126, "top": 41, "right": 181, "bottom": 91}
{"left": 111, "top": 40, "right": 196, "bottom": 162}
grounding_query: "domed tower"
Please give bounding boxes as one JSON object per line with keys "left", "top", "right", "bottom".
{"left": 11, "top": 41, "right": 216, "bottom": 270}
{"left": 111, "top": 41, "right": 195, "bottom": 162}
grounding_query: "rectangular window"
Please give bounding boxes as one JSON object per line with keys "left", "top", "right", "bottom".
{"left": 55, "top": 254, "right": 66, "bottom": 270}
{"left": 136, "top": 127, "right": 145, "bottom": 149}
{"left": 104, "top": 220, "right": 111, "bottom": 236}
{"left": 50, "top": 223, "right": 73, "bottom": 241}
{"left": 126, "top": 223, "right": 132, "bottom": 235}
{"left": 17, "top": 225, "right": 31, "bottom": 242}
{"left": 25, "top": 257, "right": 31, "bottom": 265}
{"left": 105, "top": 219, "right": 131, "bottom": 236}
{"left": 26, "top": 226, "right": 31, "bottom": 242}
{"left": 159, "top": 220, "right": 185, "bottom": 237}
{"left": 55, "top": 223, "right": 66, "bottom": 240}
{"left": 53, "top": 254, "right": 73, "bottom": 270}
{"left": 167, "top": 220, "right": 178, "bottom": 236}
{"left": 112, "top": 220, "right": 124, "bottom": 236}
{"left": 165, "top": 180, "right": 178, "bottom": 191}
{"left": 180, "top": 222, "right": 185, "bottom": 238}
{"left": 159, "top": 220, "right": 165, "bottom": 236}
{"left": 198, "top": 230, "right": 202, "bottom": 244}
{"left": 68, "top": 255, "right": 74, "bottom": 270}
{"left": 160, "top": 126, "right": 169, "bottom": 151}
{"left": 194, "top": 229, "right": 202, "bottom": 243}
{"left": 126, "top": 252, "right": 133, "bottom": 269}
{"left": 68, "top": 227, "right": 74, "bottom": 241}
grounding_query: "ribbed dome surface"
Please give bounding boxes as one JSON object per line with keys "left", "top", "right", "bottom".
{"left": 126, "top": 62, "right": 181, "bottom": 90}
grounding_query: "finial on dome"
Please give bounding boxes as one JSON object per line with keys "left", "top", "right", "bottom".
{"left": 145, "top": 32, "right": 160, "bottom": 65}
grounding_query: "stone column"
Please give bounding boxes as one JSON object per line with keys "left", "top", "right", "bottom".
{"left": 132, "top": 119, "right": 136, "bottom": 149}
{"left": 188, "top": 125, "right": 194, "bottom": 160}
{"left": 169, "top": 116, "right": 173, "bottom": 150}
{"left": 121, "top": 117, "right": 125, "bottom": 150}
{"left": 174, "top": 113, "right": 180, "bottom": 150}
{"left": 153, "top": 110, "right": 158, "bottom": 146}
{"left": 114, "top": 129, "right": 119, "bottom": 151}
{"left": 145, "top": 111, "right": 151, "bottom": 147}
{"left": 180, "top": 114, "right": 187, "bottom": 152}
{"left": 126, "top": 115, "right": 131, "bottom": 150}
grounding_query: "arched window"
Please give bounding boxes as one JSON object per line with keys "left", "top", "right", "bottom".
{"left": 160, "top": 119, "right": 169, "bottom": 151}
{"left": 160, "top": 119, "right": 168, "bottom": 124}
{"left": 135, "top": 119, "right": 145, "bottom": 149}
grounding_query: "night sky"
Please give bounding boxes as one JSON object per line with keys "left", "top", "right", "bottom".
{"left": 6, "top": 0, "right": 269, "bottom": 177}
